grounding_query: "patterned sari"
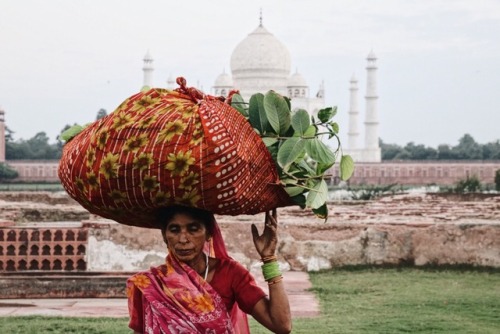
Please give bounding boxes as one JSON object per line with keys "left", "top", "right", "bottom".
{"left": 127, "top": 218, "right": 250, "bottom": 334}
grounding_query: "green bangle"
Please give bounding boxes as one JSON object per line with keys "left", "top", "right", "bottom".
{"left": 262, "top": 261, "right": 282, "bottom": 281}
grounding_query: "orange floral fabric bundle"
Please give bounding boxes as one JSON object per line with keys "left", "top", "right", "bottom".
{"left": 58, "top": 78, "right": 292, "bottom": 228}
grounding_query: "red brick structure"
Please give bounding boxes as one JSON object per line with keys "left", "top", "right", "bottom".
{"left": 4, "top": 161, "right": 59, "bottom": 182}
{"left": 330, "top": 161, "right": 500, "bottom": 186}
{"left": 4, "top": 160, "right": 500, "bottom": 186}
{"left": 0, "top": 225, "right": 88, "bottom": 272}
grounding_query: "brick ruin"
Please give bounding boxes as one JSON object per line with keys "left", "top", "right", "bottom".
{"left": 0, "top": 226, "right": 88, "bottom": 272}
{"left": 0, "top": 191, "right": 499, "bottom": 298}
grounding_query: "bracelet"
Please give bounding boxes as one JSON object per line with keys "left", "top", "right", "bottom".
{"left": 262, "top": 261, "right": 282, "bottom": 281}
{"left": 267, "top": 276, "right": 283, "bottom": 286}
{"left": 261, "top": 255, "right": 277, "bottom": 263}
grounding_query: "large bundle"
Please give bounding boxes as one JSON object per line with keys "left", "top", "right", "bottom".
{"left": 58, "top": 78, "right": 293, "bottom": 228}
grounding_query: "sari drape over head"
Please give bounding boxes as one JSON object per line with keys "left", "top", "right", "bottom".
{"left": 127, "top": 217, "right": 250, "bottom": 333}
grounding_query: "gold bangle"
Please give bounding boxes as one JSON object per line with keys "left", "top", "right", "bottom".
{"left": 267, "top": 276, "right": 283, "bottom": 285}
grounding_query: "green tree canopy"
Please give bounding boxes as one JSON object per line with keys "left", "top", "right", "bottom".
{"left": 0, "top": 163, "right": 18, "bottom": 180}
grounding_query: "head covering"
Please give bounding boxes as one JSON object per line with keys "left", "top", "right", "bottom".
{"left": 127, "top": 215, "right": 250, "bottom": 333}
{"left": 58, "top": 77, "right": 293, "bottom": 228}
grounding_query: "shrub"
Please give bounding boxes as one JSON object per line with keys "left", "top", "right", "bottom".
{"left": 495, "top": 169, "right": 500, "bottom": 191}
{"left": 454, "top": 175, "right": 481, "bottom": 193}
{"left": 0, "top": 163, "right": 18, "bottom": 181}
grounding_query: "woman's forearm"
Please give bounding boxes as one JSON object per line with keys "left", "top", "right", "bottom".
{"left": 267, "top": 278, "right": 292, "bottom": 333}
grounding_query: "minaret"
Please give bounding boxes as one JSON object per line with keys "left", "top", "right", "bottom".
{"left": 142, "top": 50, "right": 154, "bottom": 90}
{"left": 166, "top": 73, "right": 176, "bottom": 89}
{"left": 0, "top": 107, "right": 5, "bottom": 163}
{"left": 347, "top": 74, "right": 360, "bottom": 150}
{"left": 363, "top": 50, "right": 381, "bottom": 162}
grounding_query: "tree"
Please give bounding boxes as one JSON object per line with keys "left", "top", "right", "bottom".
{"left": 380, "top": 139, "right": 403, "bottom": 160}
{"left": 96, "top": 108, "right": 108, "bottom": 120}
{"left": 402, "top": 142, "right": 437, "bottom": 160}
{"left": 0, "top": 163, "right": 18, "bottom": 181}
{"left": 6, "top": 140, "right": 31, "bottom": 160}
{"left": 4, "top": 126, "right": 15, "bottom": 142}
{"left": 437, "top": 144, "right": 458, "bottom": 160}
{"left": 482, "top": 141, "right": 500, "bottom": 160}
{"left": 6, "top": 131, "right": 61, "bottom": 160}
{"left": 454, "top": 134, "right": 483, "bottom": 160}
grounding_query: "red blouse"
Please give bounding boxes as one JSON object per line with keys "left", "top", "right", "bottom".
{"left": 209, "top": 257, "right": 267, "bottom": 314}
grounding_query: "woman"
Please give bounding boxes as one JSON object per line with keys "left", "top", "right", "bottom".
{"left": 127, "top": 205, "right": 292, "bottom": 334}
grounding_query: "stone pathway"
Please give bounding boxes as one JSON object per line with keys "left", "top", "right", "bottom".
{"left": 0, "top": 271, "right": 320, "bottom": 318}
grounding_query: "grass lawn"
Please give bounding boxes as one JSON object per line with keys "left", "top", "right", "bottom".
{"left": 0, "top": 266, "right": 498, "bottom": 333}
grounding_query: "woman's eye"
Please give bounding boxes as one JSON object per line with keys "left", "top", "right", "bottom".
{"left": 189, "top": 226, "right": 200, "bottom": 232}
{"left": 168, "top": 227, "right": 179, "bottom": 233}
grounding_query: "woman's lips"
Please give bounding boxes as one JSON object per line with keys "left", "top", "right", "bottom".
{"left": 175, "top": 249, "right": 194, "bottom": 256}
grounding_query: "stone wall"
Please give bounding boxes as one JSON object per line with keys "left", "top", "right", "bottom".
{"left": 0, "top": 272, "right": 130, "bottom": 298}
{"left": 1, "top": 192, "right": 499, "bottom": 274}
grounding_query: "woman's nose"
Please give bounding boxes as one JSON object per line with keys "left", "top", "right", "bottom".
{"left": 178, "top": 231, "right": 189, "bottom": 243}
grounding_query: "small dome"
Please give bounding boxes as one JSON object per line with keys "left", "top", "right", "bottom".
{"left": 214, "top": 71, "right": 233, "bottom": 87}
{"left": 230, "top": 25, "right": 291, "bottom": 74}
{"left": 287, "top": 70, "right": 307, "bottom": 87}
{"left": 166, "top": 73, "right": 176, "bottom": 89}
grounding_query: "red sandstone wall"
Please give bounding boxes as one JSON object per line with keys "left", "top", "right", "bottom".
{"left": 5, "top": 160, "right": 500, "bottom": 185}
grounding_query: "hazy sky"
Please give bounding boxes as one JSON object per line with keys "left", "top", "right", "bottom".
{"left": 1, "top": 0, "right": 499, "bottom": 147}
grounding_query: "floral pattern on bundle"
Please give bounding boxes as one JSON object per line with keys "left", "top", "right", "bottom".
{"left": 58, "top": 80, "right": 292, "bottom": 228}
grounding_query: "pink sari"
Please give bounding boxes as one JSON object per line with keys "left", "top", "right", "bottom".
{"left": 127, "top": 218, "right": 250, "bottom": 333}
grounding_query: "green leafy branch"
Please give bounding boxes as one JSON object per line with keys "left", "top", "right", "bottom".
{"left": 232, "top": 90, "right": 355, "bottom": 220}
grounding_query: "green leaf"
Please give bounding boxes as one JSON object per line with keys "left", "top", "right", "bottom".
{"left": 261, "top": 137, "right": 278, "bottom": 147}
{"left": 318, "top": 106, "right": 337, "bottom": 123}
{"left": 291, "top": 109, "right": 310, "bottom": 136}
{"left": 296, "top": 160, "right": 316, "bottom": 175}
{"left": 305, "top": 138, "right": 336, "bottom": 165}
{"left": 330, "top": 122, "right": 339, "bottom": 134}
{"left": 277, "top": 138, "right": 306, "bottom": 170}
{"left": 231, "top": 94, "right": 248, "bottom": 117}
{"left": 248, "top": 93, "right": 269, "bottom": 134}
{"left": 303, "top": 125, "right": 317, "bottom": 137}
{"left": 340, "top": 155, "right": 355, "bottom": 181}
{"left": 312, "top": 203, "right": 329, "bottom": 221}
{"left": 290, "top": 194, "right": 306, "bottom": 208}
{"left": 316, "top": 162, "right": 334, "bottom": 175}
{"left": 305, "top": 179, "right": 329, "bottom": 209}
{"left": 284, "top": 186, "right": 305, "bottom": 197}
{"left": 281, "top": 178, "right": 298, "bottom": 185}
{"left": 60, "top": 124, "right": 85, "bottom": 142}
{"left": 263, "top": 91, "right": 291, "bottom": 136}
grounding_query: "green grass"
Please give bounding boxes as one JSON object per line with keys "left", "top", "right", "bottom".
{"left": 1, "top": 267, "right": 499, "bottom": 333}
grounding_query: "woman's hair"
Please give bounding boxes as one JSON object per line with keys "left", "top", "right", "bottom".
{"left": 157, "top": 205, "right": 215, "bottom": 236}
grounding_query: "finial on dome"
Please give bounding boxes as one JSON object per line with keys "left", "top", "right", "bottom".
{"left": 259, "top": 8, "right": 263, "bottom": 27}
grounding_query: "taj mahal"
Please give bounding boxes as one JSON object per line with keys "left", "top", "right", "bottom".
{"left": 1, "top": 18, "right": 499, "bottom": 186}
{"left": 141, "top": 17, "right": 382, "bottom": 163}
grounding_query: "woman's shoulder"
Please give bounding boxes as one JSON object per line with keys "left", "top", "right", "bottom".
{"left": 128, "top": 264, "right": 166, "bottom": 280}
{"left": 215, "top": 257, "right": 250, "bottom": 276}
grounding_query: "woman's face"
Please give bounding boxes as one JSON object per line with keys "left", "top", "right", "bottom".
{"left": 163, "top": 212, "right": 209, "bottom": 263}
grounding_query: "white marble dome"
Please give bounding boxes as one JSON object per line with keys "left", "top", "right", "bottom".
{"left": 229, "top": 24, "right": 292, "bottom": 99}
{"left": 288, "top": 70, "right": 308, "bottom": 87}
{"left": 230, "top": 25, "right": 291, "bottom": 73}
{"left": 214, "top": 71, "right": 233, "bottom": 87}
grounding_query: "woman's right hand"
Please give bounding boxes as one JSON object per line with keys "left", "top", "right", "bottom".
{"left": 251, "top": 209, "right": 278, "bottom": 258}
